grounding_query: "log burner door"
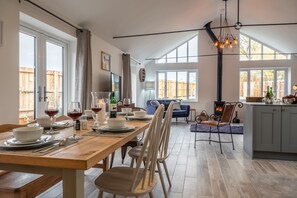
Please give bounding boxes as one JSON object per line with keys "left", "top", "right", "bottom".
{"left": 214, "top": 101, "right": 225, "bottom": 116}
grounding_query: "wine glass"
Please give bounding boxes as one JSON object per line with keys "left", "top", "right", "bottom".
{"left": 122, "top": 98, "right": 131, "bottom": 117}
{"left": 45, "top": 101, "right": 59, "bottom": 134}
{"left": 67, "top": 102, "right": 82, "bottom": 140}
{"left": 91, "top": 93, "right": 102, "bottom": 127}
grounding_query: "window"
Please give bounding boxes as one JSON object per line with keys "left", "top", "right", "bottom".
{"left": 157, "top": 71, "right": 198, "bottom": 100}
{"left": 239, "top": 68, "right": 288, "bottom": 100}
{"left": 156, "top": 35, "right": 198, "bottom": 64}
{"left": 19, "top": 27, "right": 68, "bottom": 123}
{"left": 240, "top": 33, "right": 291, "bottom": 61}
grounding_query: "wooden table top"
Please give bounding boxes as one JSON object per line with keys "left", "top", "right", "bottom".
{"left": 0, "top": 120, "right": 149, "bottom": 170}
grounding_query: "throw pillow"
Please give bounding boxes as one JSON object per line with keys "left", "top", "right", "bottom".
{"left": 150, "top": 100, "right": 160, "bottom": 107}
{"left": 173, "top": 101, "right": 181, "bottom": 110}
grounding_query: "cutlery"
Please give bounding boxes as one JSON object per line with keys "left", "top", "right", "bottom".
{"left": 33, "top": 138, "right": 68, "bottom": 153}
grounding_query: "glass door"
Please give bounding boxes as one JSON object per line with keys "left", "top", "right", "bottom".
{"left": 19, "top": 28, "right": 67, "bottom": 124}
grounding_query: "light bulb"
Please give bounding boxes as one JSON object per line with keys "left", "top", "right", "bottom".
{"left": 214, "top": 41, "right": 218, "bottom": 47}
{"left": 225, "top": 39, "right": 229, "bottom": 44}
{"left": 234, "top": 39, "right": 238, "bottom": 45}
{"left": 229, "top": 44, "right": 233, "bottom": 48}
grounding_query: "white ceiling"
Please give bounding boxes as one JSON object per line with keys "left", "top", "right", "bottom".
{"left": 31, "top": 0, "right": 297, "bottom": 63}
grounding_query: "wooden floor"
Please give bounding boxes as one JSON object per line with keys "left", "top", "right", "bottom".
{"left": 38, "top": 122, "right": 297, "bottom": 198}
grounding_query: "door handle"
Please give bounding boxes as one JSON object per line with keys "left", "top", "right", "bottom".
{"left": 38, "top": 86, "right": 43, "bottom": 102}
{"left": 43, "top": 86, "right": 48, "bottom": 102}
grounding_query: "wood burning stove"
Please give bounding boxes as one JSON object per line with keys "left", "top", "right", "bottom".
{"left": 214, "top": 101, "right": 225, "bottom": 116}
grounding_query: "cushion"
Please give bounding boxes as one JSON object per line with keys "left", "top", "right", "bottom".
{"left": 150, "top": 100, "right": 160, "bottom": 107}
{"left": 172, "top": 101, "right": 181, "bottom": 110}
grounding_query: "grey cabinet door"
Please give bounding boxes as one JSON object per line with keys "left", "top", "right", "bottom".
{"left": 254, "top": 106, "right": 281, "bottom": 152}
{"left": 282, "top": 106, "right": 297, "bottom": 153}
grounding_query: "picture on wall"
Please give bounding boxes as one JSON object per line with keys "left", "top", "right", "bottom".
{"left": 101, "top": 51, "right": 111, "bottom": 71}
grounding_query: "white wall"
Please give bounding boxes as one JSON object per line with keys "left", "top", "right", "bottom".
{"left": 145, "top": 30, "right": 297, "bottom": 121}
{"left": 0, "top": 0, "right": 20, "bottom": 123}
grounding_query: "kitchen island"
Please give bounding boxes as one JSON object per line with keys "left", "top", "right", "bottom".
{"left": 244, "top": 103, "right": 297, "bottom": 160}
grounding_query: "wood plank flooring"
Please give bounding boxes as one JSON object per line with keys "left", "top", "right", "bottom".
{"left": 38, "top": 122, "right": 297, "bottom": 198}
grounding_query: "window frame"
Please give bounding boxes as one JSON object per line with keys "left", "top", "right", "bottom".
{"left": 239, "top": 67, "right": 289, "bottom": 100}
{"left": 156, "top": 34, "right": 198, "bottom": 64}
{"left": 156, "top": 69, "right": 198, "bottom": 102}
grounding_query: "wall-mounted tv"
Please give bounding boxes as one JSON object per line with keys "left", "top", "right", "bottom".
{"left": 110, "top": 72, "right": 122, "bottom": 102}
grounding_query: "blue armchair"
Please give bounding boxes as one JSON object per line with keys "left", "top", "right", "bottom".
{"left": 147, "top": 99, "right": 190, "bottom": 123}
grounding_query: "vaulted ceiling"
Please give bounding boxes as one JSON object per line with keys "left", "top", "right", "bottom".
{"left": 31, "top": 0, "right": 297, "bottom": 64}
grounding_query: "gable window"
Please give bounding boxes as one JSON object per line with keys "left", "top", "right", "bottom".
{"left": 239, "top": 68, "right": 288, "bottom": 100}
{"left": 240, "top": 34, "right": 291, "bottom": 61}
{"left": 156, "top": 35, "right": 198, "bottom": 64}
{"left": 157, "top": 70, "right": 198, "bottom": 101}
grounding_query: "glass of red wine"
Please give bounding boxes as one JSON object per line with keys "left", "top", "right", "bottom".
{"left": 122, "top": 98, "right": 131, "bottom": 117}
{"left": 91, "top": 93, "right": 102, "bottom": 127}
{"left": 67, "top": 102, "right": 82, "bottom": 140}
{"left": 45, "top": 101, "right": 59, "bottom": 134}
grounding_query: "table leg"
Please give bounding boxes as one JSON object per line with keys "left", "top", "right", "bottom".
{"left": 103, "top": 156, "right": 110, "bottom": 172}
{"left": 62, "top": 169, "right": 84, "bottom": 198}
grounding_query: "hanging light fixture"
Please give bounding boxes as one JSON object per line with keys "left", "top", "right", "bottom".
{"left": 214, "top": 0, "right": 238, "bottom": 49}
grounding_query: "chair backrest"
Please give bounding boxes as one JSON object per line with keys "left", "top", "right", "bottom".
{"left": 220, "top": 102, "right": 243, "bottom": 123}
{"left": 159, "top": 101, "right": 174, "bottom": 159}
{"left": 0, "top": 124, "right": 24, "bottom": 133}
{"left": 130, "top": 104, "right": 164, "bottom": 191}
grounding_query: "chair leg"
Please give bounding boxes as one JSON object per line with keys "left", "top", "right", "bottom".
{"left": 121, "top": 146, "right": 128, "bottom": 164}
{"left": 217, "top": 126, "right": 223, "bottom": 154}
{"left": 157, "top": 161, "right": 168, "bottom": 198}
{"left": 98, "top": 190, "right": 103, "bottom": 198}
{"left": 162, "top": 160, "right": 172, "bottom": 187}
{"left": 130, "top": 158, "right": 135, "bottom": 167}
{"left": 185, "top": 117, "right": 188, "bottom": 123}
{"left": 149, "top": 191, "right": 154, "bottom": 198}
{"left": 209, "top": 127, "right": 212, "bottom": 145}
{"left": 176, "top": 118, "right": 177, "bottom": 122}
{"left": 110, "top": 152, "right": 115, "bottom": 169}
{"left": 230, "top": 125, "right": 235, "bottom": 150}
{"left": 194, "top": 132, "right": 197, "bottom": 148}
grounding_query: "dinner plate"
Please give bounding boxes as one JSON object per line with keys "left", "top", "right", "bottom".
{"left": 127, "top": 115, "right": 153, "bottom": 120}
{"left": 96, "top": 125, "right": 136, "bottom": 133}
{"left": 117, "top": 112, "right": 133, "bottom": 115}
{"left": 1, "top": 135, "right": 56, "bottom": 150}
{"left": 28, "top": 120, "right": 73, "bottom": 129}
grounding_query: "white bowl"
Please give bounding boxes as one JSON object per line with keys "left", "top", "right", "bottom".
{"left": 107, "top": 118, "right": 126, "bottom": 129}
{"left": 12, "top": 127, "right": 43, "bottom": 142}
{"left": 133, "top": 111, "right": 146, "bottom": 118}
{"left": 37, "top": 116, "right": 55, "bottom": 128}
{"left": 122, "top": 108, "right": 132, "bottom": 113}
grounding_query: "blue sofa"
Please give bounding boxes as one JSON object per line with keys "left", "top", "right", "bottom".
{"left": 146, "top": 99, "right": 190, "bottom": 123}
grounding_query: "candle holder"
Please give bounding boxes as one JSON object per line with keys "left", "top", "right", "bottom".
{"left": 91, "top": 92, "right": 110, "bottom": 126}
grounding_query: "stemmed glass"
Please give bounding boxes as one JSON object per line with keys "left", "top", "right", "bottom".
{"left": 45, "top": 101, "right": 59, "bottom": 134}
{"left": 123, "top": 98, "right": 131, "bottom": 117}
{"left": 67, "top": 102, "right": 82, "bottom": 140}
{"left": 91, "top": 93, "right": 102, "bottom": 128}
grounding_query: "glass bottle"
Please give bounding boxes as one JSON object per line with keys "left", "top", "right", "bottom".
{"left": 269, "top": 87, "right": 274, "bottom": 99}
{"left": 109, "top": 92, "right": 117, "bottom": 118}
{"left": 232, "top": 111, "right": 240, "bottom": 123}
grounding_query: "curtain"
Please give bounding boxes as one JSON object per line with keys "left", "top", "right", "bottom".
{"left": 122, "top": 54, "right": 132, "bottom": 100}
{"left": 75, "top": 29, "right": 92, "bottom": 111}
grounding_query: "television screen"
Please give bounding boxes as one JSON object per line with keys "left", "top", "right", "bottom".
{"left": 110, "top": 73, "right": 121, "bottom": 102}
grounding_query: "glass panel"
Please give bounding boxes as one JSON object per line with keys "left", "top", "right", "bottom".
{"left": 177, "top": 43, "right": 187, "bottom": 63}
{"left": 263, "top": 46, "right": 275, "bottom": 60}
{"left": 188, "top": 36, "right": 198, "bottom": 62}
{"left": 250, "top": 40, "right": 262, "bottom": 60}
{"left": 156, "top": 56, "right": 166, "bottom": 64}
{"left": 276, "top": 52, "right": 287, "bottom": 60}
{"left": 276, "top": 70, "right": 285, "bottom": 99}
{"left": 250, "top": 70, "right": 262, "bottom": 97}
{"left": 177, "top": 72, "right": 187, "bottom": 99}
{"left": 263, "top": 70, "right": 274, "bottom": 97}
{"left": 157, "top": 73, "right": 165, "bottom": 98}
{"left": 189, "top": 72, "right": 197, "bottom": 99}
{"left": 167, "top": 72, "right": 176, "bottom": 98}
{"left": 46, "top": 41, "right": 63, "bottom": 114}
{"left": 166, "top": 49, "right": 176, "bottom": 63}
{"left": 240, "top": 34, "right": 249, "bottom": 61}
{"left": 19, "top": 32, "right": 35, "bottom": 124}
{"left": 239, "top": 71, "right": 248, "bottom": 100}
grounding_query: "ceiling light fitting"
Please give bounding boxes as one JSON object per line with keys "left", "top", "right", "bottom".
{"left": 214, "top": 0, "right": 238, "bottom": 49}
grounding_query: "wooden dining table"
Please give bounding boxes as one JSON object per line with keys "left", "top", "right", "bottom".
{"left": 0, "top": 119, "right": 150, "bottom": 198}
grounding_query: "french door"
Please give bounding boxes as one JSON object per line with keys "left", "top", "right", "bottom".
{"left": 19, "top": 27, "right": 67, "bottom": 123}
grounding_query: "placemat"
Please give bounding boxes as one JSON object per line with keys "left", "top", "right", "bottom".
{"left": 83, "top": 130, "right": 135, "bottom": 138}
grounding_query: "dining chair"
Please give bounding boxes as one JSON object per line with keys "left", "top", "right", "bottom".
{"left": 194, "top": 101, "right": 243, "bottom": 154}
{"left": 94, "top": 104, "right": 164, "bottom": 198}
{"left": 128, "top": 101, "right": 174, "bottom": 198}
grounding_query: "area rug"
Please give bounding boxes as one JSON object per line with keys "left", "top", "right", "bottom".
{"left": 190, "top": 123, "right": 243, "bottom": 134}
